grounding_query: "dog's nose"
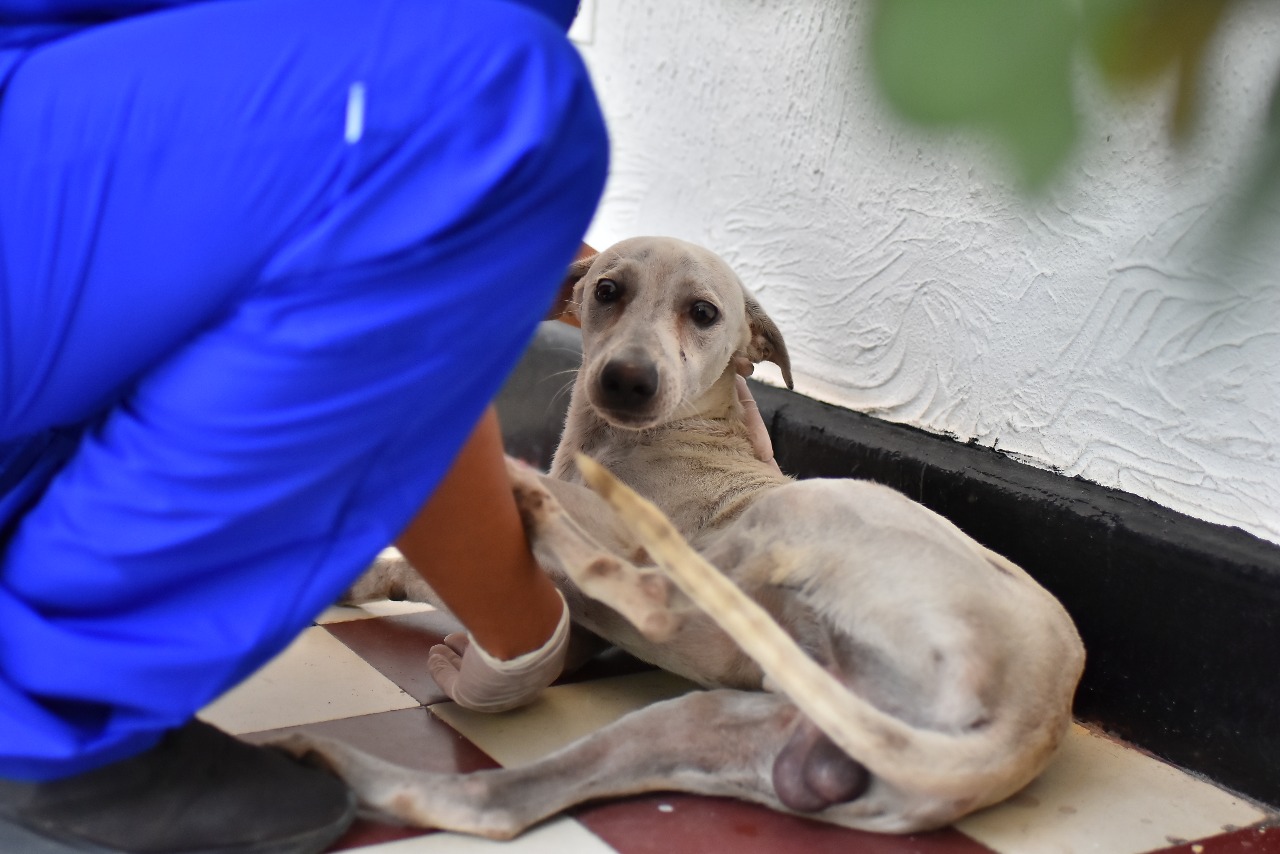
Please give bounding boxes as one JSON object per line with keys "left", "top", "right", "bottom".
{"left": 599, "top": 359, "right": 659, "bottom": 410}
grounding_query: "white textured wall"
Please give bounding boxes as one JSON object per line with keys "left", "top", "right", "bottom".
{"left": 573, "top": 0, "right": 1280, "bottom": 546}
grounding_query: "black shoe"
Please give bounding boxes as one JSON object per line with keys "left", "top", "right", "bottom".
{"left": 0, "top": 720, "right": 356, "bottom": 854}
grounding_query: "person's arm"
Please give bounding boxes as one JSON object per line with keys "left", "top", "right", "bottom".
{"left": 395, "top": 406, "right": 563, "bottom": 660}
{"left": 393, "top": 245, "right": 594, "bottom": 708}
{"left": 735, "top": 374, "right": 783, "bottom": 474}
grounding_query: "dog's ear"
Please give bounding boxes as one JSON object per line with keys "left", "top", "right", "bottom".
{"left": 553, "top": 251, "right": 598, "bottom": 326}
{"left": 742, "top": 294, "right": 793, "bottom": 390}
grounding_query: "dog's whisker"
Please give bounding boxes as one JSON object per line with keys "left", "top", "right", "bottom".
{"left": 549, "top": 379, "right": 575, "bottom": 409}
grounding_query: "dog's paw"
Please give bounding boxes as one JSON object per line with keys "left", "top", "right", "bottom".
{"left": 503, "top": 455, "right": 543, "bottom": 485}
{"left": 635, "top": 570, "right": 679, "bottom": 641}
{"left": 574, "top": 557, "right": 679, "bottom": 640}
{"left": 638, "top": 609, "right": 680, "bottom": 643}
{"left": 585, "top": 561, "right": 678, "bottom": 644}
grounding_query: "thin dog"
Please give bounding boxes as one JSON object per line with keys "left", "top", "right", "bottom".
{"left": 284, "top": 236, "right": 1085, "bottom": 838}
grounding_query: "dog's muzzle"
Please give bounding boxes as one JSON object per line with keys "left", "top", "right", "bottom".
{"left": 595, "top": 358, "right": 660, "bottom": 422}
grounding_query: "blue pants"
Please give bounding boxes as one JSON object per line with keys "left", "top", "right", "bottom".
{"left": 0, "top": 0, "right": 607, "bottom": 780}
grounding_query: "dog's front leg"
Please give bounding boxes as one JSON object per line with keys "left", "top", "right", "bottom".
{"left": 274, "top": 690, "right": 797, "bottom": 840}
{"left": 505, "top": 457, "right": 678, "bottom": 641}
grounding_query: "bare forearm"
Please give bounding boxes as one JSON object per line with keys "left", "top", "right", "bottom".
{"left": 394, "top": 406, "right": 562, "bottom": 659}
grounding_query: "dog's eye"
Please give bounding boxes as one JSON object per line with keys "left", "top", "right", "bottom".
{"left": 690, "top": 300, "right": 720, "bottom": 327}
{"left": 595, "top": 279, "right": 620, "bottom": 303}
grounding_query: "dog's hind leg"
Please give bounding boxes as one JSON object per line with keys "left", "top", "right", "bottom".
{"left": 341, "top": 547, "right": 442, "bottom": 606}
{"left": 274, "top": 689, "right": 798, "bottom": 840}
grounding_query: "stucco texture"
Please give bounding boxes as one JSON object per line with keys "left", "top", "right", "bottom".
{"left": 574, "top": 0, "right": 1280, "bottom": 546}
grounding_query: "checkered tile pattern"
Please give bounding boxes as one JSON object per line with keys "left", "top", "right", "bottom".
{"left": 198, "top": 601, "right": 1278, "bottom": 854}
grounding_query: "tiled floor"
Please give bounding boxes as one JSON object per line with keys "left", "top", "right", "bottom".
{"left": 199, "top": 601, "right": 1278, "bottom": 854}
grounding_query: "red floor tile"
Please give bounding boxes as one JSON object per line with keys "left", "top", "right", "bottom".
{"left": 328, "top": 819, "right": 427, "bottom": 851}
{"left": 577, "top": 793, "right": 994, "bottom": 854}
{"left": 242, "top": 705, "right": 500, "bottom": 774}
{"left": 322, "top": 611, "right": 465, "bottom": 704}
{"left": 1157, "top": 824, "right": 1280, "bottom": 853}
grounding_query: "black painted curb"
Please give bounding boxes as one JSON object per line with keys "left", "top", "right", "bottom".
{"left": 496, "top": 324, "right": 1280, "bottom": 809}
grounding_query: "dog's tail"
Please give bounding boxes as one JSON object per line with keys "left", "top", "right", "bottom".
{"left": 576, "top": 454, "right": 1058, "bottom": 808}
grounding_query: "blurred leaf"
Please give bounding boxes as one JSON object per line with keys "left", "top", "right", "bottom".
{"left": 869, "top": 0, "right": 1079, "bottom": 191}
{"left": 1082, "top": 0, "right": 1233, "bottom": 140}
{"left": 1212, "top": 67, "right": 1280, "bottom": 265}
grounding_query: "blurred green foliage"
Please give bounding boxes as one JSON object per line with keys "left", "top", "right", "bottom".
{"left": 868, "top": 0, "right": 1252, "bottom": 193}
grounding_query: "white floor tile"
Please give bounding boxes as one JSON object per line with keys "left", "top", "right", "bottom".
{"left": 317, "top": 599, "right": 439, "bottom": 624}
{"left": 957, "top": 723, "right": 1271, "bottom": 854}
{"left": 198, "top": 626, "right": 418, "bottom": 734}
{"left": 429, "top": 670, "right": 699, "bottom": 768}
{"left": 355, "top": 819, "right": 615, "bottom": 853}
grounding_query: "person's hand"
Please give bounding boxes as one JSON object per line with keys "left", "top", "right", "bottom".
{"left": 427, "top": 590, "right": 570, "bottom": 712}
{"left": 735, "top": 374, "right": 782, "bottom": 473}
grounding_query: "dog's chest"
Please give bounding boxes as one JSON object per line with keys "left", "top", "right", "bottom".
{"left": 586, "top": 443, "right": 767, "bottom": 542}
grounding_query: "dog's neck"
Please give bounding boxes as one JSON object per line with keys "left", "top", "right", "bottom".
{"left": 551, "top": 369, "right": 787, "bottom": 540}
{"left": 672, "top": 369, "right": 740, "bottom": 423}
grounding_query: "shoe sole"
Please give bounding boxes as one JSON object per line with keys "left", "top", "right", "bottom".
{"left": 0, "top": 789, "right": 356, "bottom": 854}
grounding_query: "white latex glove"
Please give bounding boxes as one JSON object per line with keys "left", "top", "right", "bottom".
{"left": 735, "top": 374, "right": 781, "bottom": 472}
{"left": 427, "top": 589, "right": 570, "bottom": 713}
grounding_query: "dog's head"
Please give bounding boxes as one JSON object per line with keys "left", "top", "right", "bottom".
{"left": 563, "top": 236, "right": 792, "bottom": 429}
